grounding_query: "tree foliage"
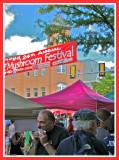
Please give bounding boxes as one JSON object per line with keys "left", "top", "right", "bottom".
{"left": 92, "top": 73, "right": 114, "bottom": 96}
{"left": 36, "top": 5, "right": 114, "bottom": 55}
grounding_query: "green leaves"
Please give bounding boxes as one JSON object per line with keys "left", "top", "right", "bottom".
{"left": 92, "top": 73, "right": 114, "bottom": 96}
{"left": 36, "top": 4, "right": 114, "bottom": 55}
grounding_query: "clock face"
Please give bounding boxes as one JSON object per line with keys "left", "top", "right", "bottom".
{"left": 56, "top": 34, "right": 63, "bottom": 43}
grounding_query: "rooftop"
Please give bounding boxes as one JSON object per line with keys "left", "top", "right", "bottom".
{"left": 51, "top": 13, "right": 71, "bottom": 29}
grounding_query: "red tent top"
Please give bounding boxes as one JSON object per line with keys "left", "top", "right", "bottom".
{"left": 52, "top": 109, "right": 75, "bottom": 115}
{"left": 29, "top": 80, "right": 114, "bottom": 112}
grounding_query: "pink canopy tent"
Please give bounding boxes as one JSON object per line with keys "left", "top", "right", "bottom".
{"left": 29, "top": 80, "right": 114, "bottom": 112}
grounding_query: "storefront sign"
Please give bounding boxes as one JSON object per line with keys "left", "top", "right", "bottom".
{"left": 5, "top": 40, "right": 77, "bottom": 76}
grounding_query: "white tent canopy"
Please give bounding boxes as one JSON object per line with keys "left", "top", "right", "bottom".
{"left": 5, "top": 89, "right": 45, "bottom": 119}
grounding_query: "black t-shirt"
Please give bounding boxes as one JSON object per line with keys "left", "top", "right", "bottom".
{"left": 37, "top": 125, "right": 69, "bottom": 155}
{"left": 56, "top": 131, "right": 109, "bottom": 155}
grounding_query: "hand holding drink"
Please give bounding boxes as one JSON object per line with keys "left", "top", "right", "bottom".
{"left": 37, "top": 129, "right": 48, "bottom": 146}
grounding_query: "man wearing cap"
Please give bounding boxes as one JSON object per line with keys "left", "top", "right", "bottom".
{"left": 56, "top": 109, "right": 109, "bottom": 155}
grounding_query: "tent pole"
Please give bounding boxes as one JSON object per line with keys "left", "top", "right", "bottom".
{"left": 96, "top": 100, "right": 97, "bottom": 112}
{"left": 66, "top": 110, "right": 68, "bottom": 127}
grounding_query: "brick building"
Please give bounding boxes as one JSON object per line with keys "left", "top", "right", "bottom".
{"left": 5, "top": 13, "right": 99, "bottom": 98}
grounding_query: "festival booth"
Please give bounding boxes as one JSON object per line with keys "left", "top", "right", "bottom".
{"left": 53, "top": 109, "right": 75, "bottom": 115}
{"left": 5, "top": 89, "right": 45, "bottom": 120}
{"left": 29, "top": 80, "right": 114, "bottom": 112}
{"left": 104, "top": 90, "right": 114, "bottom": 100}
{"left": 5, "top": 89, "right": 46, "bottom": 132}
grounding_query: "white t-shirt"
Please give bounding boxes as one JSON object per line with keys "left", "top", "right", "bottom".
{"left": 9, "top": 125, "right": 15, "bottom": 138}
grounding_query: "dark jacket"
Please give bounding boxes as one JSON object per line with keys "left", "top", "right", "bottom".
{"left": 56, "top": 130, "right": 109, "bottom": 155}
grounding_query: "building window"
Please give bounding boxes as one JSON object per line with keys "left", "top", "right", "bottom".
{"left": 57, "top": 83, "right": 66, "bottom": 92}
{"left": 26, "top": 71, "right": 30, "bottom": 77}
{"left": 48, "top": 37, "right": 53, "bottom": 45}
{"left": 33, "top": 70, "right": 38, "bottom": 76}
{"left": 26, "top": 88, "right": 30, "bottom": 98}
{"left": 78, "top": 70, "right": 80, "bottom": 79}
{"left": 11, "top": 88, "right": 15, "bottom": 93}
{"left": 56, "top": 34, "right": 64, "bottom": 43}
{"left": 57, "top": 65, "right": 66, "bottom": 73}
{"left": 33, "top": 88, "right": 38, "bottom": 97}
{"left": 41, "top": 87, "right": 45, "bottom": 96}
{"left": 41, "top": 68, "right": 45, "bottom": 76}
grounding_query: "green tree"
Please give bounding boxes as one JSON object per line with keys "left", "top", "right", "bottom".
{"left": 36, "top": 5, "right": 114, "bottom": 55}
{"left": 92, "top": 73, "right": 114, "bottom": 96}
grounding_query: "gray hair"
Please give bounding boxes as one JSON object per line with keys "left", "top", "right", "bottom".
{"left": 39, "top": 110, "right": 55, "bottom": 122}
{"left": 72, "top": 120, "right": 95, "bottom": 131}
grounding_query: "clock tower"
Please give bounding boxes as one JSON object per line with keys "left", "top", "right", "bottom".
{"left": 47, "top": 13, "right": 71, "bottom": 47}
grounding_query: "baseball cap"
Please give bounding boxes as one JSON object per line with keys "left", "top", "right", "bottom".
{"left": 73, "top": 109, "right": 103, "bottom": 122}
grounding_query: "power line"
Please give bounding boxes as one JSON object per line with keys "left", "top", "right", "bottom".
{"left": 67, "top": 70, "right": 114, "bottom": 76}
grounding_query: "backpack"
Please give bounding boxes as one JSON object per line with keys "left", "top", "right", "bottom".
{"left": 71, "top": 130, "right": 97, "bottom": 155}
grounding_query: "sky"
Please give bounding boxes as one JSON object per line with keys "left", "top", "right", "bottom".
{"left": 4, "top": 4, "right": 115, "bottom": 69}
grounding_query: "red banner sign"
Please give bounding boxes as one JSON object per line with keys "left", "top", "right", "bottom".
{"left": 5, "top": 40, "right": 77, "bottom": 76}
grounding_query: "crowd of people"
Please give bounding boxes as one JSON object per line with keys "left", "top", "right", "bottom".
{"left": 4, "top": 108, "right": 115, "bottom": 156}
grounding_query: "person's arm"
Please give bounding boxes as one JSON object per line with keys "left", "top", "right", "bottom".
{"left": 29, "top": 130, "right": 57, "bottom": 155}
{"left": 11, "top": 134, "right": 21, "bottom": 145}
{"left": 30, "top": 133, "right": 34, "bottom": 141}
{"left": 42, "top": 142, "right": 56, "bottom": 155}
{"left": 29, "top": 141, "right": 39, "bottom": 155}
{"left": 39, "top": 129, "right": 56, "bottom": 155}
{"left": 20, "top": 134, "right": 25, "bottom": 148}
{"left": 28, "top": 132, "right": 40, "bottom": 155}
